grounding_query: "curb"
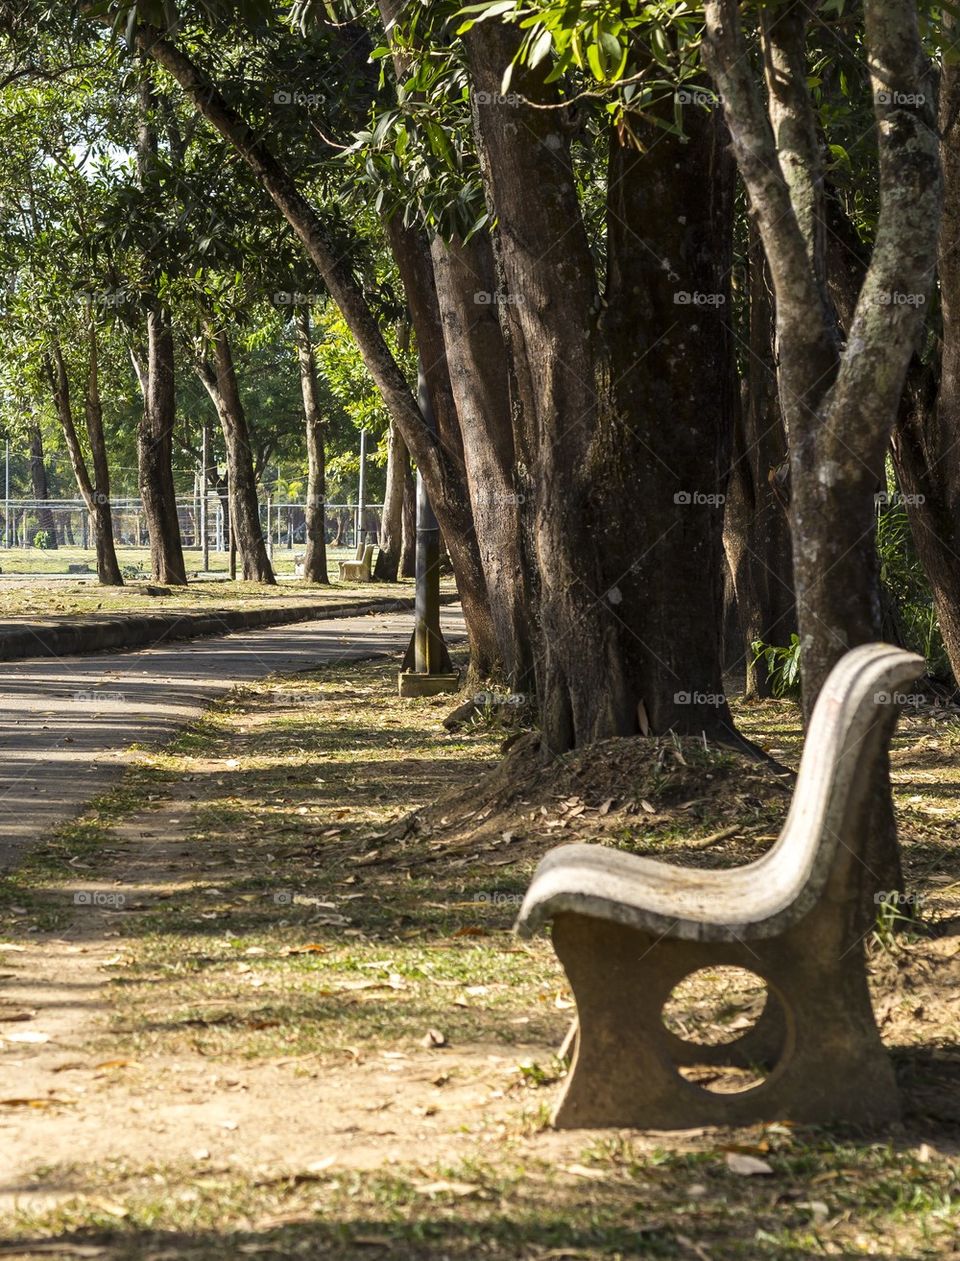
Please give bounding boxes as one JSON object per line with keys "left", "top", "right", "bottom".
{"left": 0, "top": 593, "right": 461, "bottom": 663}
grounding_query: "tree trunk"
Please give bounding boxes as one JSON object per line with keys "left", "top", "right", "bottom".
{"left": 468, "top": 24, "right": 736, "bottom": 746}
{"left": 29, "top": 427, "right": 57, "bottom": 548}
{"left": 384, "top": 215, "right": 499, "bottom": 673}
{"left": 723, "top": 228, "right": 796, "bottom": 696}
{"left": 400, "top": 454, "right": 416, "bottom": 578}
{"left": 45, "top": 340, "right": 123, "bottom": 586}
{"left": 197, "top": 330, "right": 275, "bottom": 584}
{"left": 602, "top": 98, "right": 737, "bottom": 737}
{"left": 294, "top": 309, "right": 329, "bottom": 584}
{"left": 430, "top": 231, "right": 535, "bottom": 690}
{"left": 135, "top": 74, "right": 186, "bottom": 586}
{"left": 84, "top": 324, "right": 124, "bottom": 586}
{"left": 374, "top": 420, "right": 404, "bottom": 582}
{"left": 889, "top": 35, "right": 960, "bottom": 684}
{"left": 137, "top": 309, "right": 187, "bottom": 585}
{"left": 705, "top": 0, "right": 941, "bottom": 910}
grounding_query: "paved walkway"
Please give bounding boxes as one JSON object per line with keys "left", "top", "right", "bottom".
{"left": 0, "top": 604, "right": 465, "bottom": 868}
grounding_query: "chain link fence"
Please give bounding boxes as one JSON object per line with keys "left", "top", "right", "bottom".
{"left": 0, "top": 498, "right": 384, "bottom": 561}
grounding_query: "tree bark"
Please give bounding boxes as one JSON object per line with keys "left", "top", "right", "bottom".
{"left": 889, "top": 19, "right": 960, "bottom": 683}
{"left": 468, "top": 24, "right": 737, "bottom": 746}
{"left": 374, "top": 420, "right": 404, "bottom": 582}
{"left": 430, "top": 231, "right": 535, "bottom": 690}
{"left": 602, "top": 96, "right": 737, "bottom": 736}
{"left": 45, "top": 339, "right": 123, "bottom": 586}
{"left": 400, "top": 449, "right": 416, "bottom": 579}
{"left": 28, "top": 426, "right": 57, "bottom": 548}
{"left": 293, "top": 309, "right": 329, "bottom": 584}
{"left": 383, "top": 215, "right": 499, "bottom": 673}
{"left": 137, "top": 309, "right": 187, "bottom": 585}
{"left": 723, "top": 228, "right": 796, "bottom": 696}
{"left": 197, "top": 329, "right": 275, "bottom": 584}
{"left": 84, "top": 323, "right": 124, "bottom": 586}
{"left": 705, "top": 0, "right": 940, "bottom": 712}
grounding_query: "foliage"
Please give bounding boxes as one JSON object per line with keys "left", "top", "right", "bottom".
{"left": 751, "top": 634, "right": 802, "bottom": 701}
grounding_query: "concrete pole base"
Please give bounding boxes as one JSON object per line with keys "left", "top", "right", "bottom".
{"left": 397, "top": 671, "right": 460, "bottom": 698}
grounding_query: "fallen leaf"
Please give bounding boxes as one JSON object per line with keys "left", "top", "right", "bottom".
{"left": 795, "top": 1200, "right": 830, "bottom": 1224}
{"left": 413, "top": 1180, "right": 481, "bottom": 1198}
{"left": 95, "top": 1058, "right": 139, "bottom": 1070}
{"left": 725, "top": 1152, "right": 773, "bottom": 1176}
{"left": 0, "top": 1096, "right": 75, "bottom": 1108}
{"left": 562, "top": 1164, "right": 607, "bottom": 1180}
{"left": 420, "top": 1028, "right": 446, "bottom": 1048}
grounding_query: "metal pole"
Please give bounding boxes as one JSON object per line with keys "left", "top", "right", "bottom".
{"left": 200, "top": 424, "right": 209, "bottom": 572}
{"left": 4, "top": 440, "right": 8, "bottom": 550}
{"left": 266, "top": 493, "right": 273, "bottom": 560}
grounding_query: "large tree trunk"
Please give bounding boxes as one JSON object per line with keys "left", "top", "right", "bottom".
{"left": 29, "top": 427, "right": 57, "bottom": 548}
{"left": 430, "top": 231, "right": 535, "bottom": 691}
{"left": 468, "top": 24, "right": 736, "bottom": 746}
{"left": 890, "top": 36, "right": 960, "bottom": 684}
{"left": 723, "top": 228, "right": 796, "bottom": 696}
{"left": 705, "top": 0, "right": 940, "bottom": 709}
{"left": 293, "top": 309, "right": 329, "bottom": 585}
{"left": 137, "top": 309, "right": 187, "bottom": 585}
{"left": 197, "top": 330, "right": 275, "bottom": 584}
{"left": 374, "top": 420, "right": 404, "bottom": 582}
{"left": 384, "top": 216, "right": 499, "bottom": 674}
{"left": 602, "top": 97, "right": 737, "bottom": 736}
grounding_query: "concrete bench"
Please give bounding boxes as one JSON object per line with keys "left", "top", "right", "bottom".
{"left": 338, "top": 542, "right": 375, "bottom": 582}
{"left": 516, "top": 643, "right": 923, "bottom": 1129}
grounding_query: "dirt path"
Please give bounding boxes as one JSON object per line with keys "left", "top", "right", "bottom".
{"left": 0, "top": 604, "right": 464, "bottom": 869}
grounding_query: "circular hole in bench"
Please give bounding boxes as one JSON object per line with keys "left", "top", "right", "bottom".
{"left": 662, "top": 966, "right": 774, "bottom": 1094}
